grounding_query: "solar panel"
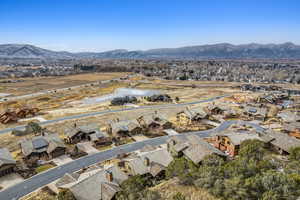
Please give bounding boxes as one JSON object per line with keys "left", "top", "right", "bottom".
{"left": 32, "top": 138, "right": 48, "bottom": 149}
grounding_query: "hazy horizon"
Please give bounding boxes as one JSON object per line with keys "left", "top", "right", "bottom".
{"left": 1, "top": 0, "right": 299, "bottom": 52}
{"left": 1, "top": 42, "right": 300, "bottom": 53}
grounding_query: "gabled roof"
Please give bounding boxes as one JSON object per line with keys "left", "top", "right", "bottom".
{"left": 243, "top": 106, "right": 268, "bottom": 116}
{"left": 216, "top": 130, "right": 268, "bottom": 146}
{"left": 110, "top": 120, "right": 140, "bottom": 134}
{"left": 139, "top": 112, "right": 170, "bottom": 126}
{"left": 125, "top": 148, "right": 173, "bottom": 176}
{"left": 20, "top": 133, "right": 65, "bottom": 157}
{"left": 183, "top": 135, "right": 226, "bottom": 163}
{"left": 278, "top": 111, "right": 300, "bottom": 123}
{"left": 183, "top": 106, "right": 207, "bottom": 120}
{"left": 101, "top": 182, "right": 121, "bottom": 200}
{"left": 0, "top": 148, "right": 16, "bottom": 167}
{"left": 65, "top": 124, "right": 100, "bottom": 138}
{"left": 168, "top": 135, "right": 226, "bottom": 164}
{"left": 283, "top": 122, "right": 300, "bottom": 132}
{"left": 89, "top": 131, "right": 109, "bottom": 142}
{"left": 58, "top": 165, "right": 128, "bottom": 200}
{"left": 266, "top": 130, "right": 300, "bottom": 153}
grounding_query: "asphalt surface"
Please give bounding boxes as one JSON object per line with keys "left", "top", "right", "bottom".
{"left": 0, "top": 120, "right": 263, "bottom": 200}
{"left": 0, "top": 95, "right": 228, "bottom": 135}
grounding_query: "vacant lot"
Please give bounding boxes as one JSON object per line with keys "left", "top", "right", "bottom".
{"left": 0, "top": 72, "right": 129, "bottom": 96}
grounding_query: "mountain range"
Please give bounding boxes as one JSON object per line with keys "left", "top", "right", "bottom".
{"left": 1, "top": 43, "right": 300, "bottom": 59}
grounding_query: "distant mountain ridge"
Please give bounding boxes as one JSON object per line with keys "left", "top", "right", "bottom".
{"left": 1, "top": 43, "right": 300, "bottom": 59}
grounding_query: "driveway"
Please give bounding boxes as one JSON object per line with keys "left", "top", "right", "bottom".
{"left": 51, "top": 155, "right": 73, "bottom": 166}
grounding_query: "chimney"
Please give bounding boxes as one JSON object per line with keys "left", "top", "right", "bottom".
{"left": 144, "top": 157, "right": 150, "bottom": 166}
{"left": 106, "top": 171, "right": 113, "bottom": 182}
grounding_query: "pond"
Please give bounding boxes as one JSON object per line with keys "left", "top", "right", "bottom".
{"left": 82, "top": 88, "right": 161, "bottom": 104}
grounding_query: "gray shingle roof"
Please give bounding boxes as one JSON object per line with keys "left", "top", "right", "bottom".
{"left": 278, "top": 111, "right": 300, "bottom": 123}
{"left": 65, "top": 124, "right": 101, "bottom": 138}
{"left": 125, "top": 148, "right": 173, "bottom": 176}
{"left": 183, "top": 106, "right": 207, "bottom": 120}
{"left": 266, "top": 130, "right": 300, "bottom": 153}
{"left": 183, "top": 135, "right": 226, "bottom": 164}
{"left": 58, "top": 165, "right": 128, "bottom": 200}
{"left": 216, "top": 130, "right": 267, "bottom": 145}
{"left": 110, "top": 119, "right": 140, "bottom": 135}
{"left": 20, "top": 133, "right": 65, "bottom": 157}
{"left": 168, "top": 135, "right": 226, "bottom": 164}
{"left": 0, "top": 148, "right": 16, "bottom": 167}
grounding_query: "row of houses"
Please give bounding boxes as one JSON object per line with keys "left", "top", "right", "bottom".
{"left": 55, "top": 126, "right": 300, "bottom": 200}
{"left": 54, "top": 134, "right": 228, "bottom": 200}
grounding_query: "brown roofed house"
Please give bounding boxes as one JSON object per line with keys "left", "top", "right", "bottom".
{"left": 107, "top": 119, "right": 142, "bottom": 138}
{"left": 177, "top": 107, "right": 208, "bottom": 125}
{"left": 65, "top": 124, "right": 111, "bottom": 146}
{"left": 138, "top": 112, "right": 172, "bottom": 131}
{"left": 214, "top": 130, "right": 272, "bottom": 157}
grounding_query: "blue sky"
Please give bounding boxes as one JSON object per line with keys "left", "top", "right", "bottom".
{"left": 0, "top": 0, "right": 299, "bottom": 52}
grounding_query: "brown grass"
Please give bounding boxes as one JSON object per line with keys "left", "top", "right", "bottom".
{"left": 0, "top": 72, "right": 129, "bottom": 95}
{"left": 20, "top": 187, "right": 56, "bottom": 200}
{"left": 150, "top": 178, "right": 219, "bottom": 200}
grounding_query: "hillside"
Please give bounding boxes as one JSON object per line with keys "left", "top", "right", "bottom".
{"left": 1, "top": 42, "right": 300, "bottom": 59}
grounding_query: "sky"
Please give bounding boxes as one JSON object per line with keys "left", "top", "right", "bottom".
{"left": 0, "top": 0, "right": 299, "bottom": 52}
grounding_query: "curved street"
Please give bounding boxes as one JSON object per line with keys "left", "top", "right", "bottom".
{"left": 0, "top": 120, "right": 263, "bottom": 200}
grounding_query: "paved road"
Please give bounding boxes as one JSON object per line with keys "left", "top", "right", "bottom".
{"left": 0, "top": 95, "right": 228, "bottom": 135}
{"left": 0, "top": 120, "right": 263, "bottom": 200}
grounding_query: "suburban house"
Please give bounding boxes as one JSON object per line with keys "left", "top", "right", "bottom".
{"left": 204, "top": 104, "right": 224, "bottom": 115}
{"left": 282, "top": 122, "right": 300, "bottom": 139}
{"left": 107, "top": 119, "right": 142, "bottom": 138}
{"left": 223, "top": 109, "right": 239, "bottom": 119}
{"left": 213, "top": 130, "right": 273, "bottom": 156}
{"left": 167, "top": 135, "right": 226, "bottom": 164}
{"left": 277, "top": 111, "right": 300, "bottom": 123}
{"left": 0, "top": 110, "right": 18, "bottom": 124}
{"left": 265, "top": 130, "right": 300, "bottom": 155}
{"left": 176, "top": 107, "right": 208, "bottom": 124}
{"left": 123, "top": 148, "right": 173, "bottom": 178}
{"left": 19, "top": 133, "right": 66, "bottom": 164}
{"left": 65, "top": 124, "right": 111, "bottom": 146}
{"left": 243, "top": 106, "right": 268, "bottom": 121}
{"left": 0, "top": 148, "right": 16, "bottom": 177}
{"left": 56, "top": 165, "right": 128, "bottom": 200}
{"left": 137, "top": 113, "right": 172, "bottom": 130}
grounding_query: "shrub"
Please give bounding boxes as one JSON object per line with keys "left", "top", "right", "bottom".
{"left": 57, "top": 189, "right": 76, "bottom": 200}
{"left": 172, "top": 192, "right": 186, "bottom": 200}
{"left": 289, "top": 147, "right": 300, "bottom": 161}
{"left": 115, "top": 175, "right": 160, "bottom": 200}
{"left": 239, "top": 139, "right": 266, "bottom": 161}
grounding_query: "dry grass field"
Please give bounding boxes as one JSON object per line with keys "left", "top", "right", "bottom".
{"left": 0, "top": 72, "right": 129, "bottom": 95}
{"left": 150, "top": 178, "right": 219, "bottom": 200}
